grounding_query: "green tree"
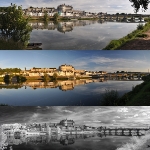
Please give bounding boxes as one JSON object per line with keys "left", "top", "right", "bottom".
{"left": 4, "top": 74, "right": 13, "bottom": 83}
{"left": 43, "top": 11, "right": 49, "bottom": 22}
{"left": 43, "top": 73, "right": 50, "bottom": 82}
{"left": 53, "top": 13, "right": 59, "bottom": 21}
{"left": 101, "top": 90, "right": 119, "bottom": 106}
{"left": 16, "top": 75, "right": 27, "bottom": 82}
{"left": 129, "top": 0, "right": 150, "bottom": 12}
{"left": 0, "top": 4, "right": 32, "bottom": 47}
{"left": 53, "top": 72, "right": 58, "bottom": 80}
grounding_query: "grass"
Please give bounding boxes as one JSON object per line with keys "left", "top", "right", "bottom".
{"left": 100, "top": 75, "right": 150, "bottom": 106}
{"left": 26, "top": 76, "right": 43, "bottom": 81}
{"left": 117, "top": 131, "right": 150, "bottom": 150}
{"left": 117, "top": 75, "right": 150, "bottom": 106}
{"left": 0, "top": 39, "right": 25, "bottom": 50}
{"left": 103, "top": 21, "right": 150, "bottom": 50}
{"left": 100, "top": 89, "right": 119, "bottom": 106}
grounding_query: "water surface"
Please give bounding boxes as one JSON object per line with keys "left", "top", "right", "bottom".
{"left": 29, "top": 20, "right": 141, "bottom": 49}
{"left": 2, "top": 134, "right": 131, "bottom": 150}
{"left": 0, "top": 80, "right": 143, "bottom": 106}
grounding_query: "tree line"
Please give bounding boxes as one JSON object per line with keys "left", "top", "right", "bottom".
{"left": 0, "top": 68, "right": 21, "bottom": 75}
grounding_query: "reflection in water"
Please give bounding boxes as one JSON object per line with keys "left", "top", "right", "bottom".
{"left": 0, "top": 120, "right": 147, "bottom": 150}
{"left": 29, "top": 20, "right": 142, "bottom": 49}
{"left": 0, "top": 79, "right": 143, "bottom": 106}
{"left": 29, "top": 20, "right": 143, "bottom": 33}
{"left": 0, "top": 78, "right": 142, "bottom": 91}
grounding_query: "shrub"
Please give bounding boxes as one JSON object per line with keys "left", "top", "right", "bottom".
{"left": 142, "top": 75, "right": 150, "bottom": 82}
{"left": 136, "top": 33, "right": 147, "bottom": 38}
{"left": 101, "top": 89, "right": 119, "bottom": 106}
{"left": 104, "top": 40, "right": 121, "bottom": 50}
{"left": 137, "top": 23, "right": 144, "bottom": 30}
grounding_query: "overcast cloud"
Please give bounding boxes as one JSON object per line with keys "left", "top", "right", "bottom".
{"left": 0, "top": 106, "right": 150, "bottom": 128}
{"left": 1, "top": 0, "right": 150, "bottom": 14}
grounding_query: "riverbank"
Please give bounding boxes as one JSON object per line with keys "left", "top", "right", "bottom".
{"left": 26, "top": 16, "right": 99, "bottom": 21}
{"left": 117, "top": 75, "right": 150, "bottom": 105}
{"left": 101, "top": 75, "right": 150, "bottom": 106}
{"left": 0, "top": 76, "right": 92, "bottom": 82}
{"left": 118, "top": 75, "right": 150, "bottom": 106}
{"left": 103, "top": 21, "right": 150, "bottom": 50}
{"left": 116, "top": 131, "right": 150, "bottom": 150}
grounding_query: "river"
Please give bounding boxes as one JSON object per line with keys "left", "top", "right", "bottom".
{"left": 0, "top": 79, "right": 143, "bottom": 106}
{"left": 29, "top": 20, "right": 141, "bottom": 50}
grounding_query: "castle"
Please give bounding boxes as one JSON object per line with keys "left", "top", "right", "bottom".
{"left": 22, "top": 64, "right": 89, "bottom": 77}
{"left": 23, "top": 4, "right": 99, "bottom": 17}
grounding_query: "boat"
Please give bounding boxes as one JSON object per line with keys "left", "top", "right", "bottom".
{"left": 27, "top": 43, "right": 42, "bottom": 50}
{"left": 27, "top": 43, "right": 42, "bottom": 47}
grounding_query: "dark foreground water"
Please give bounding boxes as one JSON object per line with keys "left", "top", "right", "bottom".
{"left": 0, "top": 80, "right": 143, "bottom": 106}
{"left": 29, "top": 20, "right": 141, "bottom": 50}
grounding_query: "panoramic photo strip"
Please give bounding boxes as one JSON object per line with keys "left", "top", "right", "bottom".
{"left": 1, "top": 0, "right": 150, "bottom": 49}
{"left": 0, "top": 106, "right": 150, "bottom": 150}
{"left": 0, "top": 50, "right": 150, "bottom": 106}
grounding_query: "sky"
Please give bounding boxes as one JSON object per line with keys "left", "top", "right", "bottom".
{"left": 0, "top": 106, "right": 150, "bottom": 128}
{"left": 1, "top": 0, "right": 150, "bottom": 14}
{"left": 0, "top": 50, "right": 150, "bottom": 72}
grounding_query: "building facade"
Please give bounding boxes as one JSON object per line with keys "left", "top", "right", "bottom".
{"left": 23, "top": 4, "right": 98, "bottom": 17}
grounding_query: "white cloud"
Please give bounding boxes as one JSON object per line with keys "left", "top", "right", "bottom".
{"left": 3, "top": 0, "right": 150, "bottom": 14}
{"left": 63, "top": 110, "right": 74, "bottom": 113}
{"left": 92, "top": 108, "right": 101, "bottom": 113}
{"left": 93, "top": 120, "right": 101, "bottom": 123}
{"left": 114, "top": 116, "right": 120, "bottom": 118}
{"left": 127, "top": 117, "right": 133, "bottom": 118}
{"left": 117, "top": 107, "right": 128, "bottom": 113}
{"left": 73, "top": 55, "right": 148, "bottom": 72}
{"left": 84, "top": 121, "right": 91, "bottom": 122}
{"left": 142, "top": 112, "right": 147, "bottom": 116}
{"left": 134, "top": 114, "right": 138, "bottom": 117}
{"left": 28, "top": 113, "right": 39, "bottom": 123}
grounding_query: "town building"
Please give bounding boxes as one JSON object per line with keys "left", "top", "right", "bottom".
{"left": 23, "top": 4, "right": 98, "bottom": 17}
{"left": 21, "top": 64, "right": 86, "bottom": 77}
{"left": 59, "top": 119, "right": 75, "bottom": 127}
{"left": 23, "top": 6, "right": 57, "bottom": 17}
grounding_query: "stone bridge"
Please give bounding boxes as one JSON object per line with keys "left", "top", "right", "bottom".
{"left": 98, "top": 128, "right": 149, "bottom": 136}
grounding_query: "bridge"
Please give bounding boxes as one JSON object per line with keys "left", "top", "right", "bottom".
{"left": 99, "top": 14, "right": 150, "bottom": 22}
{"left": 98, "top": 72, "right": 150, "bottom": 79}
{"left": 98, "top": 128, "right": 149, "bottom": 136}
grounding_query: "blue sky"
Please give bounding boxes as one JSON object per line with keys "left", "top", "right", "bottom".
{"left": 0, "top": 106, "right": 150, "bottom": 128}
{"left": 1, "top": 0, "right": 150, "bottom": 14}
{"left": 0, "top": 50, "right": 150, "bottom": 72}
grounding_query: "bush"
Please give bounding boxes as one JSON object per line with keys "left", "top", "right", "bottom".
{"left": 101, "top": 89, "right": 119, "bottom": 106}
{"left": 131, "top": 84, "right": 142, "bottom": 94}
{"left": 136, "top": 33, "right": 147, "bottom": 38}
{"left": 127, "top": 34, "right": 132, "bottom": 38}
{"left": 16, "top": 75, "right": 27, "bottom": 82}
{"left": 0, "top": 39, "right": 25, "bottom": 50}
{"left": 104, "top": 40, "right": 121, "bottom": 50}
{"left": 137, "top": 24, "right": 144, "bottom": 30}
